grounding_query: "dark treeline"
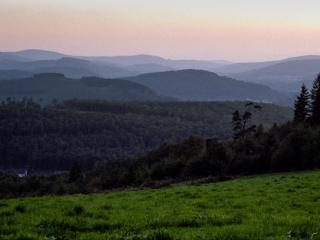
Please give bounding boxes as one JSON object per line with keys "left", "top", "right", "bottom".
{"left": 2, "top": 121, "right": 320, "bottom": 198}
{"left": 0, "top": 99, "right": 290, "bottom": 171}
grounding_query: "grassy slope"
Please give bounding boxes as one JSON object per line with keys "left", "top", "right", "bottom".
{"left": 1, "top": 171, "right": 320, "bottom": 239}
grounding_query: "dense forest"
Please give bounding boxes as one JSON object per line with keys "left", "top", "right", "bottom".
{"left": 0, "top": 99, "right": 291, "bottom": 171}
{"left": 0, "top": 73, "right": 167, "bottom": 103}
{"left": 1, "top": 117, "right": 320, "bottom": 198}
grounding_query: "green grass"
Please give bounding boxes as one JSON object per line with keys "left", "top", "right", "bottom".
{"left": 1, "top": 171, "right": 320, "bottom": 239}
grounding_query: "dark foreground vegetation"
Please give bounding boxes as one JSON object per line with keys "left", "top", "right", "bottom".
{"left": 1, "top": 119, "right": 319, "bottom": 198}
{"left": 1, "top": 171, "right": 320, "bottom": 239}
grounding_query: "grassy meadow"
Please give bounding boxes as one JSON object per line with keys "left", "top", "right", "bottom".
{"left": 1, "top": 171, "right": 320, "bottom": 240}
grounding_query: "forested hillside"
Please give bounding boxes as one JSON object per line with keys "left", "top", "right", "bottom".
{"left": 0, "top": 70, "right": 33, "bottom": 81}
{"left": 0, "top": 73, "right": 166, "bottom": 102}
{"left": 126, "top": 69, "right": 293, "bottom": 105}
{"left": 0, "top": 99, "right": 292, "bottom": 171}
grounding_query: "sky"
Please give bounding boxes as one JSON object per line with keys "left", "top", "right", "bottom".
{"left": 1, "top": 0, "right": 320, "bottom": 61}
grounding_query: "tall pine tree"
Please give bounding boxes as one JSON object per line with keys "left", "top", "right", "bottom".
{"left": 311, "top": 74, "right": 320, "bottom": 124}
{"left": 294, "top": 84, "right": 310, "bottom": 123}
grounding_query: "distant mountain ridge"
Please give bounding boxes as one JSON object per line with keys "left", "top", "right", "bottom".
{"left": 124, "top": 69, "right": 293, "bottom": 106}
{"left": 124, "top": 63, "right": 174, "bottom": 74}
{"left": 0, "top": 50, "right": 231, "bottom": 74}
{"left": 12, "top": 49, "right": 67, "bottom": 60}
{"left": 0, "top": 57, "right": 137, "bottom": 79}
{"left": 215, "top": 61, "right": 279, "bottom": 75}
{"left": 2, "top": 49, "right": 320, "bottom": 93}
{"left": 232, "top": 59, "right": 320, "bottom": 92}
{"left": 0, "top": 73, "right": 167, "bottom": 103}
{"left": 70, "top": 54, "right": 231, "bottom": 70}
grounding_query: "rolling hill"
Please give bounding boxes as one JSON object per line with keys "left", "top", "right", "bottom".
{"left": 214, "top": 60, "right": 279, "bottom": 74}
{"left": 86, "top": 54, "right": 168, "bottom": 66}
{"left": 235, "top": 59, "right": 320, "bottom": 78}
{"left": 1, "top": 50, "right": 231, "bottom": 74}
{"left": 215, "top": 55, "right": 320, "bottom": 75}
{"left": 233, "top": 59, "right": 320, "bottom": 92}
{"left": 0, "top": 73, "right": 166, "bottom": 102}
{"left": 58, "top": 53, "right": 231, "bottom": 71}
{"left": 125, "top": 69, "right": 293, "bottom": 105}
{"left": 0, "top": 70, "right": 33, "bottom": 81}
{"left": 0, "top": 57, "right": 137, "bottom": 79}
{"left": 124, "top": 63, "right": 174, "bottom": 74}
{"left": 3, "top": 49, "right": 319, "bottom": 93}
{"left": 11, "top": 49, "right": 67, "bottom": 60}
{"left": 0, "top": 52, "right": 31, "bottom": 62}
{"left": 1, "top": 171, "right": 319, "bottom": 239}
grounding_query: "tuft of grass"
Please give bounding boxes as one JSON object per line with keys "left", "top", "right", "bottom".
{"left": 175, "top": 218, "right": 202, "bottom": 228}
{"left": 67, "top": 205, "right": 85, "bottom": 216}
{"left": 100, "top": 204, "right": 113, "bottom": 210}
{"left": 15, "top": 205, "right": 26, "bottom": 213}
{"left": 73, "top": 205, "right": 84, "bottom": 215}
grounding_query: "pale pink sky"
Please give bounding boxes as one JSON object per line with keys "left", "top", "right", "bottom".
{"left": 1, "top": 0, "right": 320, "bottom": 61}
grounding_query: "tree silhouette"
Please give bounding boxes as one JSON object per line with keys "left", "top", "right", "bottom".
{"left": 311, "top": 74, "right": 320, "bottom": 125}
{"left": 294, "top": 84, "right": 310, "bottom": 123}
{"left": 232, "top": 103, "right": 262, "bottom": 140}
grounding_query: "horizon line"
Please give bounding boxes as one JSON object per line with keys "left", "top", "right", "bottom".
{"left": 2, "top": 48, "right": 320, "bottom": 63}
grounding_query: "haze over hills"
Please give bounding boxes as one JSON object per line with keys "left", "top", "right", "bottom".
{"left": 0, "top": 50, "right": 231, "bottom": 74}
{"left": 214, "top": 55, "right": 320, "bottom": 74}
{"left": 0, "top": 52, "right": 31, "bottom": 62}
{"left": 10, "top": 49, "right": 67, "bottom": 60}
{"left": 110, "top": 55, "right": 228, "bottom": 71}
{"left": 84, "top": 54, "right": 169, "bottom": 66}
{"left": 1, "top": 49, "right": 320, "bottom": 94}
{"left": 0, "top": 73, "right": 167, "bottom": 102}
{"left": 231, "top": 59, "right": 320, "bottom": 92}
{"left": 123, "top": 63, "right": 174, "bottom": 74}
{"left": 214, "top": 61, "right": 280, "bottom": 75}
{"left": 54, "top": 52, "right": 232, "bottom": 70}
{"left": 0, "top": 57, "right": 137, "bottom": 79}
{"left": 125, "top": 69, "right": 293, "bottom": 106}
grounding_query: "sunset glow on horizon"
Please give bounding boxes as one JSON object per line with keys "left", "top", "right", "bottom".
{"left": 1, "top": 0, "right": 320, "bottom": 61}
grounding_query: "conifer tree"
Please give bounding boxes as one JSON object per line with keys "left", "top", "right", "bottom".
{"left": 311, "top": 74, "right": 320, "bottom": 124}
{"left": 294, "top": 84, "right": 310, "bottom": 123}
